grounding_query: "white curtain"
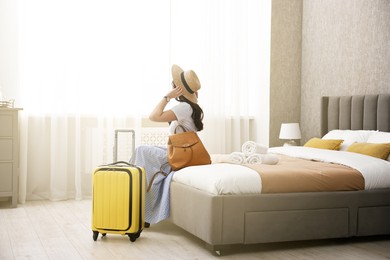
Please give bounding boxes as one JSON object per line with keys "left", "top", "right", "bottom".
{"left": 15, "top": 0, "right": 271, "bottom": 202}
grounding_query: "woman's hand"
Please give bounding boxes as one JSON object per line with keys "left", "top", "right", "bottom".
{"left": 165, "top": 85, "right": 184, "bottom": 100}
{"left": 149, "top": 84, "right": 183, "bottom": 122}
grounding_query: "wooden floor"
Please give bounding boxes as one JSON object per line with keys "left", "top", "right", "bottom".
{"left": 0, "top": 199, "right": 389, "bottom": 259}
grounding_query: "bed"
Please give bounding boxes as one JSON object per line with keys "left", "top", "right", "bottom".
{"left": 169, "top": 94, "right": 390, "bottom": 254}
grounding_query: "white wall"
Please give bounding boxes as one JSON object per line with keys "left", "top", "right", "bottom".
{"left": 0, "top": 0, "right": 19, "bottom": 103}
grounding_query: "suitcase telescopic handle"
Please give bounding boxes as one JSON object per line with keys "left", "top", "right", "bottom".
{"left": 113, "top": 129, "right": 135, "bottom": 163}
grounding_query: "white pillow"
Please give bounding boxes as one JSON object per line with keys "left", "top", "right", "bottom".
{"left": 367, "top": 131, "right": 390, "bottom": 143}
{"left": 367, "top": 131, "right": 390, "bottom": 161}
{"left": 322, "top": 129, "right": 376, "bottom": 151}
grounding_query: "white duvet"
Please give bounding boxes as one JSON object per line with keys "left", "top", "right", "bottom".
{"left": 172, "top": 163, "right": 262, "bottom": 195}
{"left": 172, "top": 146, "right": 390, "bottom": 195}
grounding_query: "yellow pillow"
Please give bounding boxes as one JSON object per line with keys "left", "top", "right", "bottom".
{"left": 347, "top": 142, "right": 390, "bottom": 160}
{"left": 304, "top": 138, "right": 343, "bottom": 150}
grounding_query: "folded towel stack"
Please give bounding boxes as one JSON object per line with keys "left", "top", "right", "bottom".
{"left": 211, "top": 141, "right": 279, "bottom": 165}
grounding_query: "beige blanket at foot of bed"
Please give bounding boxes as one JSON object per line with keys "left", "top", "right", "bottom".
{"left": 244, "top": 155, "right": 365, "bottom": 193}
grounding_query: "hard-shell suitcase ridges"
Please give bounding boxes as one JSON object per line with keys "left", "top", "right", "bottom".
{"left": 92, "top": 162, "right": 145, "bottom": 242}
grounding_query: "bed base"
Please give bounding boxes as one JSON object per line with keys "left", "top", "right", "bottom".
{"left": 170, "top": 182, "right": 390, "bottom": 253}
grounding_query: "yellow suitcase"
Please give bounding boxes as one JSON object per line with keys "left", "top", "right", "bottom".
{"left": 92, "top": 161, "right": 145, "bottom": 242}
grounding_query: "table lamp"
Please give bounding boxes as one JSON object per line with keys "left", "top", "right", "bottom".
{"left": 279, "top": 123, "right": 301, "bottom": 146}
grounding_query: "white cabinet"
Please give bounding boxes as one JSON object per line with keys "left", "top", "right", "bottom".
{"left": 0, "top": 108, "right": 22, "bottom": 207}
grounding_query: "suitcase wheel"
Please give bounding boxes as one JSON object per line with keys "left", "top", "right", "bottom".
{"left": 93, "top": 231, "right": 139, "bottom": 242}
{"left": 93, "top": 231, "right": 99, "bottom": 241}
{"left": 128, "top": 234, "right": 137, "bottom": 242}
{"left": 128, "top": 230, "right": 142, "bottom": 242}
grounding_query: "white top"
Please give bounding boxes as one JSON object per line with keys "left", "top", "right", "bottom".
{"left": 169, "top": 102, "right": 197, "bottom": 134}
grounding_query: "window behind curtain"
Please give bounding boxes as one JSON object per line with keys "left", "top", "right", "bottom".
{"left": 19, "top": 0, "right": 269, "bottom": 120}
{"left": 19, "top": 0, "right": 171, "bottom": 115}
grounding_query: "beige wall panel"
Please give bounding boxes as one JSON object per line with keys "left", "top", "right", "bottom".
{"left": 301, "top": 0, "right": 390, "bottom": 142}
{"left": 269, "top": 0, "right": 303, "bottom": 147}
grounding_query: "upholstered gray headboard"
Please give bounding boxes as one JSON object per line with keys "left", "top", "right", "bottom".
{"left": 321, "top": 94, "right": 390, "bottom": 137}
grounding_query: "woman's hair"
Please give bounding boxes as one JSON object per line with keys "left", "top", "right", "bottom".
{"left": 176, "top": 96, "right": 204, "bottom": 131}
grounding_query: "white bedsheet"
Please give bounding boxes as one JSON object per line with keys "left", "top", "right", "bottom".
{"left": 172, "top": 163, "right": 261, "bottom": 195}
{"left": 172, "top": 146, "right": 390, "bottom": 195}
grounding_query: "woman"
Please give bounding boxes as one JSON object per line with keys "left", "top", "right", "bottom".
{"left": 131, "top": 64, "right": 204, "bottom": 226}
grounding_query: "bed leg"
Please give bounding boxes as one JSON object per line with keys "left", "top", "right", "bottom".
{"left": 206, "top": 244, "right": 222, "bottom": 256}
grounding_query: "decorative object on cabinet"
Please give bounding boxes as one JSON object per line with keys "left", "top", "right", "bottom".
{"left": 0, "top": 99, "right": 15, "bottom": 108}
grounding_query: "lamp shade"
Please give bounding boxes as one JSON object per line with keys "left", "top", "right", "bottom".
{"left": 279, "top": 123, "right": 301, "bottom": 140}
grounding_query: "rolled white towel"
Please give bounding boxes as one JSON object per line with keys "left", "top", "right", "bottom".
{"left": 259, "top": 154, "right": 279, "bottom": 165}
{"left": 241, "top": 141, "right": 268, "bottom": 156}
{"left": 244, "top": 153, "right": 279, "bottom": 165}
{"left": 229, "top": 152, "right": 246, "bottom": 164}
{"left": 210, "top": 152, "right": 246, "bottom": 165}
{"left": 245, "top": 153, "right": 262, "bottom": 164}
{"left": 210, "top": 154, "right": 231, "bottom": 164}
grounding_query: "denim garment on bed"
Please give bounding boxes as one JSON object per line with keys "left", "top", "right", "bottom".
{"left": 130, "top": 145, "right": 173, "bottom": 224}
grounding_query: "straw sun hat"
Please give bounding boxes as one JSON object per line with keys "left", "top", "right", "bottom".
{"left": 171, "top": 64, "right": 201, "bottom": 104}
